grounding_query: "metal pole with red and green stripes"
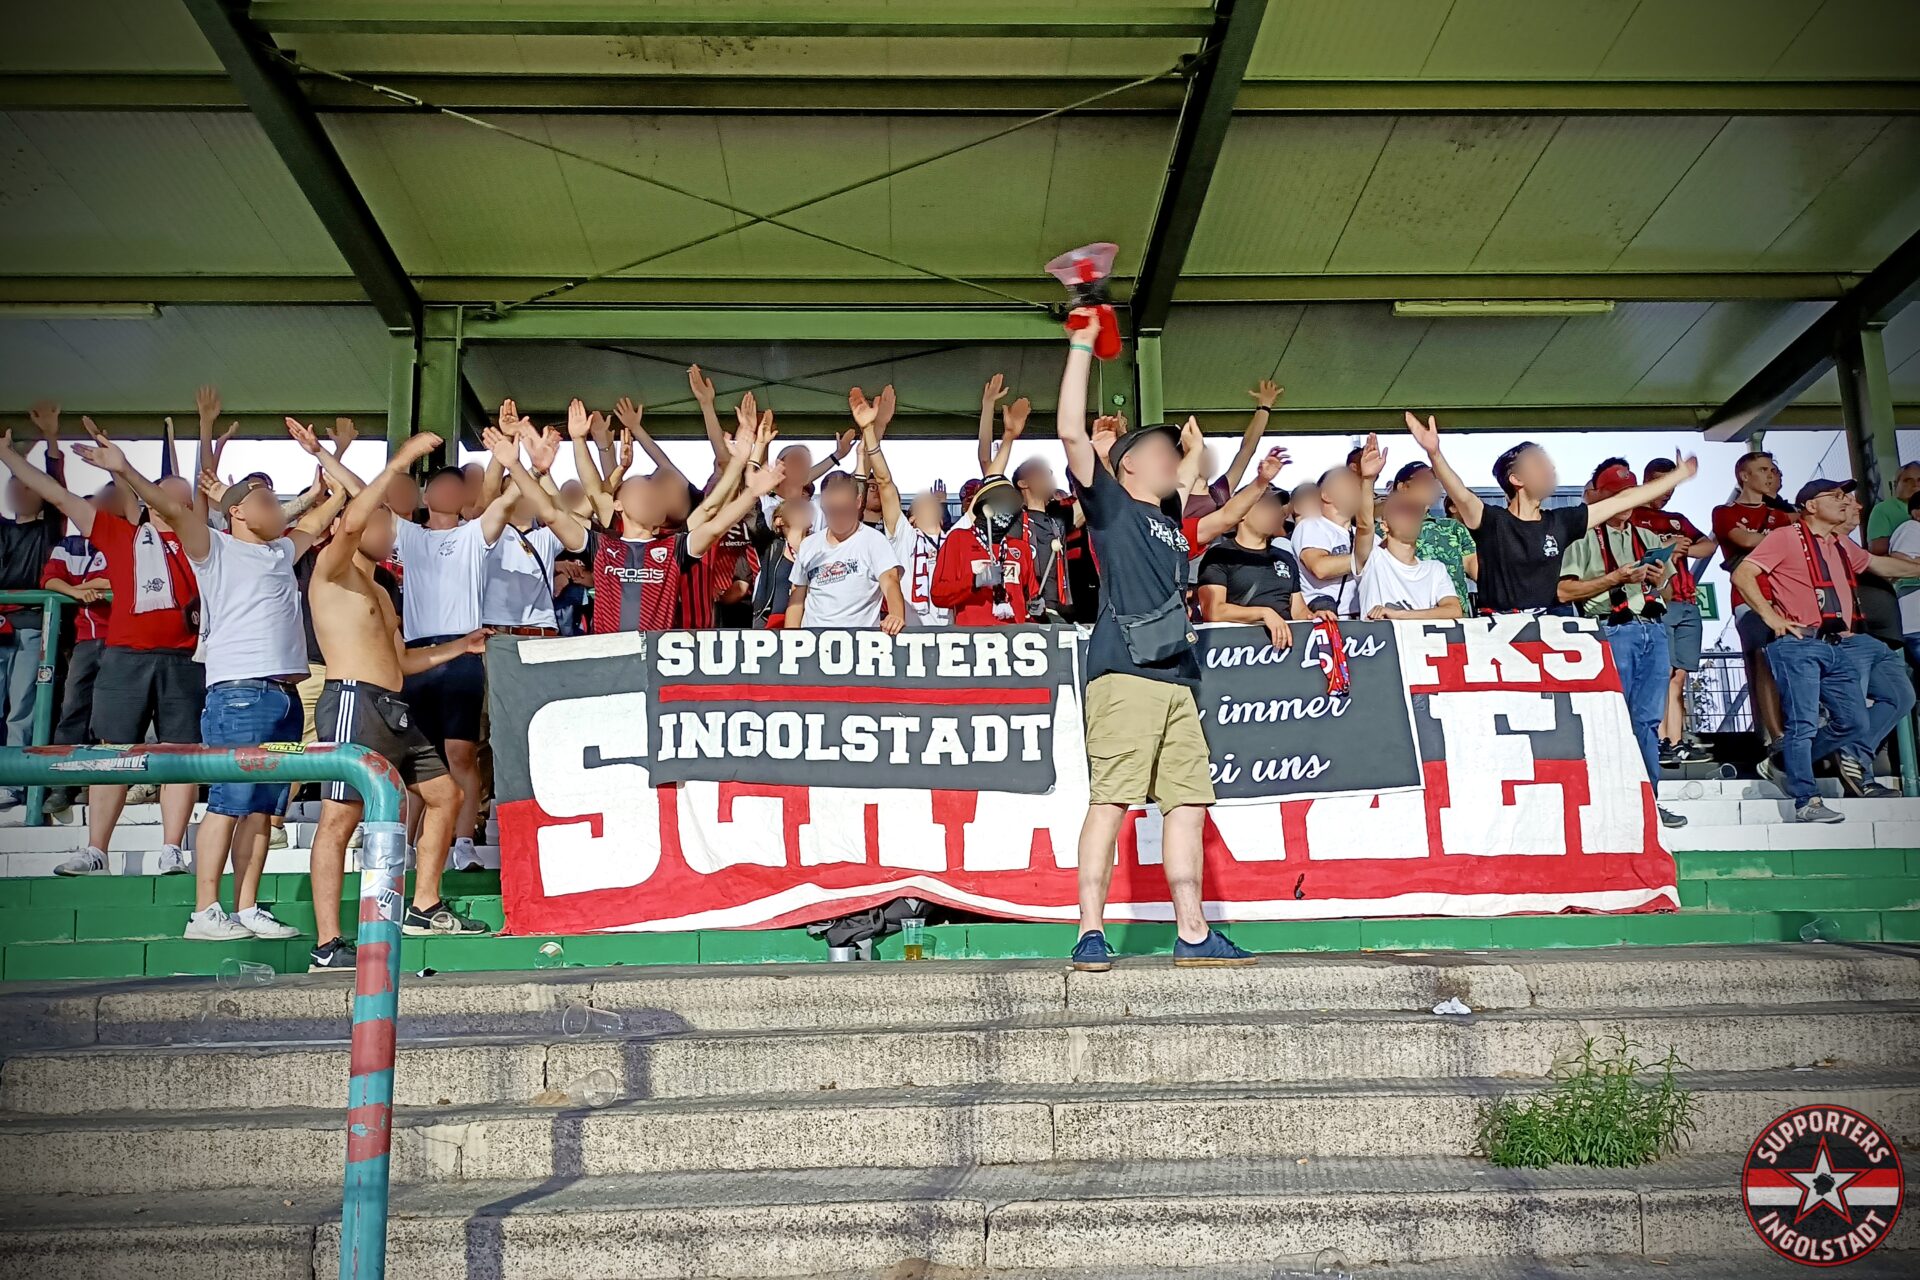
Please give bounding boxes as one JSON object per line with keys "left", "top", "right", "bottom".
{"left": 0, "top": 741, "right": 409, "bottom": 1279}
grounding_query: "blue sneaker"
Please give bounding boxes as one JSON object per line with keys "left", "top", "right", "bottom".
{"left": 1174, "top": 929, "right": 1257, "bottom": 968}
{"left": 1070, "top": 930, "right": 1114, "bottom": 972}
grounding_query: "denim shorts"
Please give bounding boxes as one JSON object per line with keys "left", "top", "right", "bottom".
{"left": 200, "top": 678, "right": 305, "bottom": 817}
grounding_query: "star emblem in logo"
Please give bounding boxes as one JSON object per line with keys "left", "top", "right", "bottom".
{"left": 1785, "top": 1137, "right": 1865, "bottom": 1224}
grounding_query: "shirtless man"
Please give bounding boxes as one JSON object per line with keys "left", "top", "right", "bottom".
{"left": 293, "top": 428, "right": 490, "bottom": 971}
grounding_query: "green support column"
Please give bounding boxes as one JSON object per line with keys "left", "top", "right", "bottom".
{"left": 386, "top": 334, "right": 418, "bottom": 450}
{"left": 1135, "top": 333, "right": 1164, "bottom": 429}
{"left": 1836, "top": 324, "right": 1900, "bottom": 502}
{"left": 415, "top": 334, "right": 464, "bottom": 459}
{"left": 1097, "top": 341, "right": 1136, "bottom": 425}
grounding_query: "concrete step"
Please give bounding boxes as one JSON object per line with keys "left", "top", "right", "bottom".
{"left": 11, "top": 948, "right": 1916, "bottom": 1048}
{"left": 6, "top": 1001, "right": 1917, "bottom": 1115}
{"left": 1668, "top": 817, "right": 1920, "bottom": 851}
{"left": 0, "top": 1154, "right": 1910, "bottom": 1279}
{"left": 4, "top": 1067, "right": 1913, "bottom": 1196}
{"left": 1658, "top": 776, "right": 1891, "bottom": 802}
{"left": 1661, "top": 796, "right": 1920, "bottom": 827}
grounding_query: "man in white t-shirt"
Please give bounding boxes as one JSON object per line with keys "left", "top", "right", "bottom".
{"left": 1357, "top": 488, "right": 1466, "bottom": 622}
{"left": 1891, "top": 492, "right": 1920, "bottom": 666}
{"left": 788, "top": 471, "right": 907, "bottom": 631}
{"left": 479, "top": 425, "right": 590, "bottom": 637}
{"left": 395, "top": 463, "right": 512, "bottom": 867}
{"left": 79, "top": 422, "right": 344, "bottom": 942}
{"left": 1293, "top": 466, "right": 1366, "bottom": 617}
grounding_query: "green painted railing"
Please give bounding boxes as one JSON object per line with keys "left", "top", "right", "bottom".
{"left": 0, "top": 742, "right": 409, "bottom": 1280}
{"left": 0, "top": 589, "right": 72, "bottom": 825}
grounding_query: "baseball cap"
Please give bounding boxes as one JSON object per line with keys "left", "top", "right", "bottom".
{"left": 1792, "top": 477, "right": 1856, "bottom": 508}
{"left": 1107, "top": 422, "right": 1183, "bottom": 473}
{"left": 217, "top": 476, "right": 272, "bottom": 515}
{"left": 1591, "top": 463, "right": 1639, "bottom": 498}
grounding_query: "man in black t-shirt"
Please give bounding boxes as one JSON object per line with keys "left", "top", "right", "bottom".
{"left": 1197, "top": 485, "right": 1329, "bottom": 649}
{"left": 1400, "top": 414, "right": 1697, "bottom": 614}
{"left": 1056, "top": 310, "right": 1254, "bottom": 974}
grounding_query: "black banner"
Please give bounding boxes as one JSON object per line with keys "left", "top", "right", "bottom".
{"left": 643, "top": 626, "right": 1075, "bottom": 793}
{"left": 1195, "top": 621, "right": 1421, "bottom": 803}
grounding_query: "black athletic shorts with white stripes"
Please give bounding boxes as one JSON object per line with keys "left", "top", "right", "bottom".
{"left": 314, "top": 679, "right": 449, "bottom": 803}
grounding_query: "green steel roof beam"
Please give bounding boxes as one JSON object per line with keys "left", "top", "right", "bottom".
{"left": 13, "top": 74, "right": 1917, "bottom": 115}
{"left": 1130, "top": 0, "right": 1269, "bottom": 336}
{"left": 247, "top": 2, "right": 1214, "bottom": 38}
{"left": 427, "top": 307, "right": 1068, "bottom": 343}
{"left": 1706, "top": 225, "right": 1920, "bottom": 443}
{"left": 180, "top": 0, "right": 419, "bottom": 334}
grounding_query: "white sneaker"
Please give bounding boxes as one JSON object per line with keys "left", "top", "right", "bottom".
{"left": 234, "top": 905, "right": 300, "bottom": 940}
{"left": 125, "top": 784, "right": 160, "bottom": 805}
{"left": 268, "top": 824, "right": 289, "bottom": 850}
{"left": 54, "top": 846, "right": 109, "bottom": 876}
{"left": 156, "top": 844, "right": 190, "bottom": 875}
{"left": 450, "top": 837, "right": 481, "bottom": 871}
{"left": 184, "top": 905, "right": 254, "bottom": 941}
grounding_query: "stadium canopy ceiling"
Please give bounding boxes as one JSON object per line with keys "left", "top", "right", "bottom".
{"left": 2, "top": 0, "right": 1918, "bottom": 445}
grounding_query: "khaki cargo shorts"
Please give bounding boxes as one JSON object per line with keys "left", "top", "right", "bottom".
{"left": 1084, "top": 673, "right": 1216, "bottom": 810}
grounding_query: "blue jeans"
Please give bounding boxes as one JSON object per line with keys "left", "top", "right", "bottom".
{"left": 1606, "top": 618, "right": 1669, "bottom": 785}
{"left": 1766, "top": 634, "right": 1871, "bottom": 804}
{"left": 199, "top": 678, "right": 304, "bottom": 817}
{"left": 0, "top": 624, "right": 43, "bottom": 801}
{"left": 1846, "top": 637, "right": 1916, "bottom": 764}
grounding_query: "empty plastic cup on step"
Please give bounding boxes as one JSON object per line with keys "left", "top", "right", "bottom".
{"left": 564, "top": 1068, "right": 619, "bottom": 1108}
{"left": 534, "top": 940, "right": 566, "bottom": 969}
{"left": 900, "top": 917, "right": 927, "bottom": 961}
{"left": 216, "top": 958, "right": 275, "bottom": 989}
{"left": 1800, "top": 917, "right": 1840, "bottom": 943}
{"left": 1681, "top": 780, "right": 1705, "bottom": 800}
{"left": 560, "top": 1000, "right": 626, "bottom": 1036}
{"left": 1270, "top": 1248, "right": 1351, "bottom": 1277}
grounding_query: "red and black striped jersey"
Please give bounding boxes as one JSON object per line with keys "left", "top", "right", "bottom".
{"left": 589, "top": 516, "right": 717, "bottom": 632}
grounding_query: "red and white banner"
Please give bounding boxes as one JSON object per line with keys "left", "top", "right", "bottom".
{"left": 487, "top": 618, "right": 1678, "bottom": 935}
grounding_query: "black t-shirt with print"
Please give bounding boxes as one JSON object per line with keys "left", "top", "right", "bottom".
{"left": 1471, "top": 502, "right": 1590, "bottom": 613}
{"left": 1197, "top": 539, "right": 1300, "bottom": 615}
{"left": 1078, "top": 463, "right": 1200, "bottom": 689}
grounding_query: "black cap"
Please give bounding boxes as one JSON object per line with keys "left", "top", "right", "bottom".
{"left": 1107, "top": 422, "right": 1183, "bottom": 473}
{"left": 1793, "top": 477, "right": 1856, "bottom": 508}
{"left": 1391, "top": 459, "right": 1432, "bottom": 489}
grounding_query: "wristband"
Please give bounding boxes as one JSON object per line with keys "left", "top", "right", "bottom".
{"left": 1068, "top": 340, "right": 1096, "bottom": 354}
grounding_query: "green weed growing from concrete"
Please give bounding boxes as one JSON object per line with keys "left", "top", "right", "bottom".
{"left": 1475, "top": 1028, "right": 1696, "bottom": 1168}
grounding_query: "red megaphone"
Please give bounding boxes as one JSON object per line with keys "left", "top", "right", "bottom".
{"left": 1045, "top": 243, "right": 1122, "bottom": 361}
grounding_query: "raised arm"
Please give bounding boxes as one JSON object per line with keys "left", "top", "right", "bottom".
{"left": 977, "top": 374, "right": 1008, "bottom": 473}
{"left": 285, "top": 418, "right": 366, "bottom": 496}
{"left": 850, "top": 387, "right": 904, "bottom": 534}
{"left": 694, "top": 458, "right": 786, "bottom": 560}
{"left": 808, "top": 425, "right": 855, "bottom": 484}
{"left": 1055, "top": 314, "right": 1100, "bottom": 488}
{"left": 285, "top": 478, "right": 348, "bottom": 559}
{"left": 686, "top": 403, "right": 766, "bottom": 556}
{"left": 1195, "top": 447, "right": 1288, "bottom": 545}
{"left": 1588, "top": 455, "right": 1697, "bottom": 529}
{"left": 615, "top": 395, "right": 690, "bottom": 492}
{"left": 686, "top": 366, "right": 728, "bottom": 467}
{"left": 985, "top": 393, "right": 1027, "bottom": 479}
{"left": 27, "top": 399, "right": 66, "bottom": 487}
{"left": 565, "top": 399, "right": 617, "bottom": 527}
{"left": 319, "top": 432, "right": 442, "bottom": 574}
{"left": 1351, "top": 434, "right": 1386, "bottom": 571}
{"left": 1219, "top": 379, "right": 1281, "bottom": 492}
{"left": 76, "top": 419, "right": 207, "bottom": 558}
{"left": 1176, "top": 418, "right": 1205, "bottom": 505}
{"left": 485, "top": 425, "right": 589, "bottom": 553}
{"left": 0, "top": 429, "right": 93, "bottom": 535}
{"left": 1403, "top": 412, "right": 1484, "bottom": 530}
{"left": 194, "top": 384, "right": 221, "bottom": 480}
